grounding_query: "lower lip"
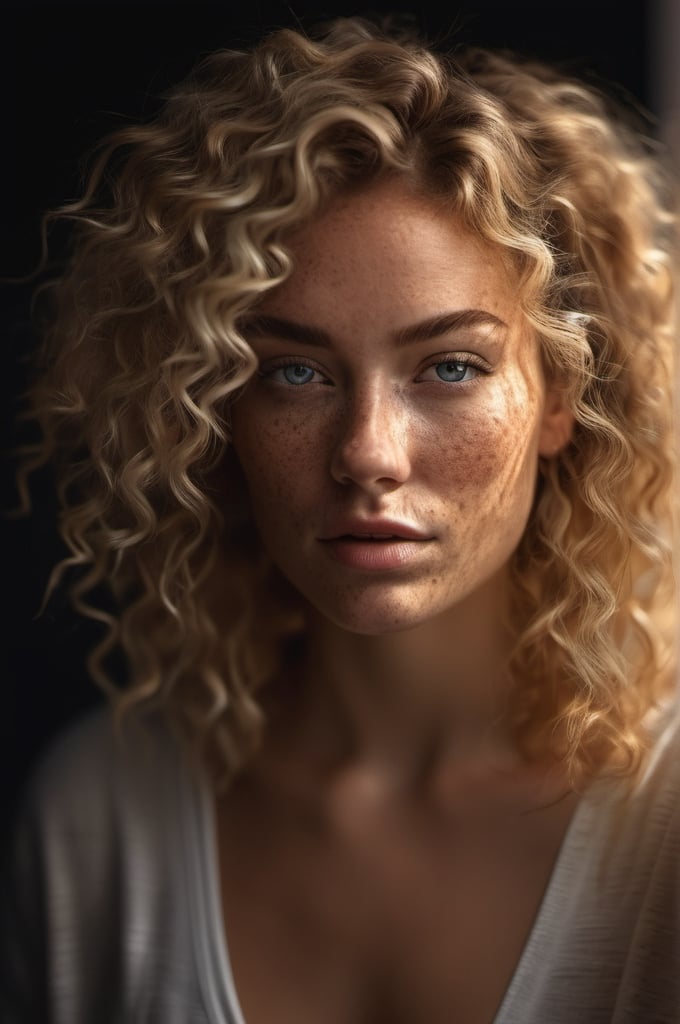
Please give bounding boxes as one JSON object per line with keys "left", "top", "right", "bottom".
{"left": 320, "top": 538, "right": 430, "bottom": 571}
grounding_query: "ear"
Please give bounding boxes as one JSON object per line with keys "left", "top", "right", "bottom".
{"left": 537, "top": 386, "right": 574, "bottom": 457}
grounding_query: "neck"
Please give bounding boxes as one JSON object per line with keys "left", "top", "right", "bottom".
{"left": 268, "top": 568, "right": 521, "bottom": 789}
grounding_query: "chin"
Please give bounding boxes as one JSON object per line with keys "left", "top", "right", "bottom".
{"left": 304, "top": 587, "right": 454, "bottom": 636}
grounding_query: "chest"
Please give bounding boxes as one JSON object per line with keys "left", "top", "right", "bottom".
{"left": 216, "top": 785, "right": 577, "bottom": 1024}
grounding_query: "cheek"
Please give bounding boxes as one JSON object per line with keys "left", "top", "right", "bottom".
{"left": 231, "top": 406, "right": 318, "bottom": 514}
{"left": 427, "top": 395, "right": 541, "bottom": 591}
{"left": 431, "top": 388, "right": 541, "bottom": 512}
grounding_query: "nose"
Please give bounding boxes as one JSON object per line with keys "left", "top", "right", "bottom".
{"left": 330, "top": 381, "right": 411, "bottom": 494}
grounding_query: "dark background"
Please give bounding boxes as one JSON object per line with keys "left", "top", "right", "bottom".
{"left": 2, "top": 0, "right": 673, "bottom": 828}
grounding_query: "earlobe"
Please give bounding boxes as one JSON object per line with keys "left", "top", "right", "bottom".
{"left": 538, "top": 389, "right": 574, "bottom": 456}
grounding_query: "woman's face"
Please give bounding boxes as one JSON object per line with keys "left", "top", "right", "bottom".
{"left": 230, "top": 180, "right": 571, "bottom": 635}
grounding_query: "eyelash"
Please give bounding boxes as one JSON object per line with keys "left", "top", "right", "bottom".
{"left": 416, "top": 354, "right": 489, "bottom": 384}
{"left": 258, "top": 358, "right": 331, "bottom": 387}
{"left": 258, "top": 353, "right": 490, "bottom": 388}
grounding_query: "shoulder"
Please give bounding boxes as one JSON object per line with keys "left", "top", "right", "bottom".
{"left": 11, "top": 703, "right": 192, "bottom": 884}
{"left": 23, "top": 705, "right": 124, "bottom": 805}
{"left": 31, "top": 701, "right": 167, "bottom": 770}
{"left": 2, "top": 712, "right": 217, "bottom": 1022}
{"left": 578, "top": 701, "right": 680, "bottom": 896}
{"left": 1, "top": 706, "right": 206, "bottom": 1017}
{"left": 589, "top": 702, "right": 680, "bottom": 841}
{"left": 633, "top": 700, "right": 680, "bottom": 809}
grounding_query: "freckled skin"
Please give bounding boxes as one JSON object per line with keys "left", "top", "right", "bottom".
{"left": 230, "top": 180, "right": 570, "bottom": 635}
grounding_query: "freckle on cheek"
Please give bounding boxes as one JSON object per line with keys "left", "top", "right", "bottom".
{"left": 457, "top": 445, "right": 501, "bottom": 485}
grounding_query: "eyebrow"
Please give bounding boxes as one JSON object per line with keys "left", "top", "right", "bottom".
{"left": 395, "top": 309, "right": 508, "bottom": 345}
{"left": 241, "top": 309, "right": 507, "bottom": 348}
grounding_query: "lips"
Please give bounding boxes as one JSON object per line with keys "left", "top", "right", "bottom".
{"left": 319, "top": 518, "right": 432, "bottom": 542}
{"left": 336, "top": 534, "right": 415, "bottom": 544}
{"left": 318, "top": 518, "right": 433, "bottom": 571}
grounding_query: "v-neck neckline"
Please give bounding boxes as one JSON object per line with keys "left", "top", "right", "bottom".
{"left": 489, "top": 773, "right": 614, "bottom": 1021}
{"left": 180, "top": 754, "right": 617, "bottom": 1024}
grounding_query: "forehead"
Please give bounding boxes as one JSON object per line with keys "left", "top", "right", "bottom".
{"left": 265, "top": 180, "right": 520, "bottom": 327}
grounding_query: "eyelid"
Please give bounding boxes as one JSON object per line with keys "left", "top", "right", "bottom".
{"left": 415, "top": 351, "right": 491, "bottom": 377}
{"left": 258, "top": 355, "right": 332, "bottom": 385}
{"left": 256, "top": 350, "right": 491, "bottom": 386}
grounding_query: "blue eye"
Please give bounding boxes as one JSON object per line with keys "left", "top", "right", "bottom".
{"left": 259, "top": 360, "right": 329, "bottom": 387}
{"left": 282, "top": 364, "right": 315, "bottom": 385}
{"left": 415, "top": 356, "right": 487, "bottom": 386}
{"left": 435, "top": 360, "right": 470, "bottom": 382}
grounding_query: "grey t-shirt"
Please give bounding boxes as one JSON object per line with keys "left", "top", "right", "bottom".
{"left": 2, "top": 704, "right": 680, "bottom": 1023}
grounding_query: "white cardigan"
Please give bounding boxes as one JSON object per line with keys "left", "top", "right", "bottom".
{"left": 2, "top": 702, "right": 680, "bottom": 1023}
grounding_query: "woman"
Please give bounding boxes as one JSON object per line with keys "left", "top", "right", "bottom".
{"left": 3, "top": 15, "right": 678, "bottom": 1024}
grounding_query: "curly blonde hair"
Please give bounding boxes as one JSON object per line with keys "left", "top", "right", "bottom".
{"left": 20, "top": 16, "right": 678, "bottom": 785}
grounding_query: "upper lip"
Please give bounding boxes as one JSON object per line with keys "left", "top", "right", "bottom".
{"left": 318, "top": 518, "right": 433, "bottom": 541}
